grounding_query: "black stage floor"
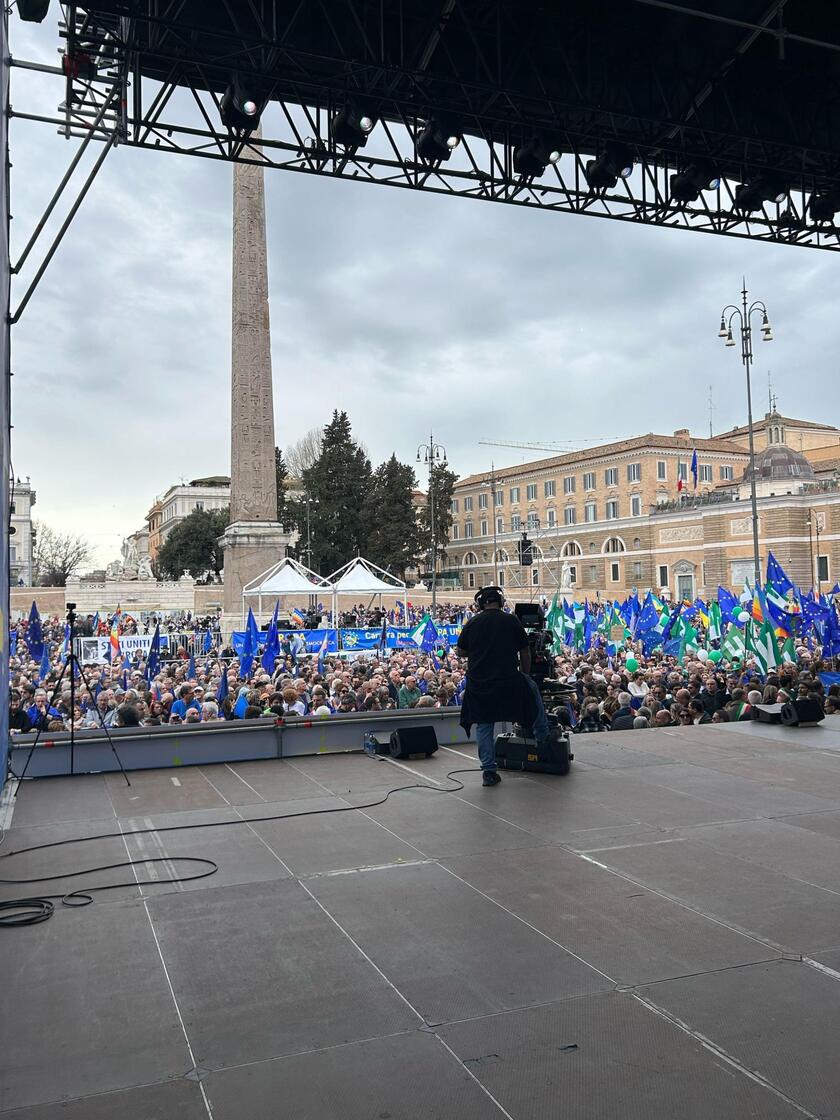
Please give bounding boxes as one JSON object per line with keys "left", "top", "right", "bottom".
{"left": 4, "top": 722, "right": 840, "bottom": 1118}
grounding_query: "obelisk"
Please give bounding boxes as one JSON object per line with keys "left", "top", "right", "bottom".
{"left": 222, "top": 129, "right": 289, "bottom": 627}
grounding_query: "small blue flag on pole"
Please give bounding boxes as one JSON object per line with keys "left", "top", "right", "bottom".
{"left": 146, "top": 624, "right": 161, "bottom": 682}
{"left": 27, "top": 601, "right": 44, "bottom": 661}
{"left": 37, "top": 644, "right": 50, "bottom": 682}
{"left": 203, "top": 629, "right": 213, "bottom": 653}
{"left": 216, "top": 666, "right": 229, "bottom": 708}
{"left": 186, "top": 653, "right": 197, "bottom": 681}
{"left": 690, "top": 448, "right": 698, "bottom": 490}
{"left": 233, "top": 690, "right": 250, "bottom": 719}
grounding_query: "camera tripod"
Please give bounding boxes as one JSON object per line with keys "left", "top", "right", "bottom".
{"left": 11, "top": 603, "right": 131, "bottom": 787}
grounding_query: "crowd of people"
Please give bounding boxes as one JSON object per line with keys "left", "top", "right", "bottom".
{"left": 7, "top": 601, "right": 840, "bottom": 736}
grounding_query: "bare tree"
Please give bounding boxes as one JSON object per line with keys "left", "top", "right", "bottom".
{"left": 32, "top": 523, "right": 94, "bottom": 586}
{"left": 285, "top": 427, "right": 324, "bottom": 480}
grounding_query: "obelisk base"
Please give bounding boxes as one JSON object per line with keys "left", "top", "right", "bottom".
{"left": 221, "top": 521, "right": 290, "bottom": 633}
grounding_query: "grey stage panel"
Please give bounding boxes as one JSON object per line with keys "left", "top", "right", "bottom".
{"left": 0, "top": 899, "right": 192, "bottom": 1113}
{"left": 567, "top": 767, "right": 749, "bottom": 829}
{"left": 640, "top": 959, "right": 840, "bottom": 1119}
{"left": 146, "top": 878, "right": 418, "bottom": 1069}
{"left": 589, "top": 835, "right": 840, "bottom": 954}
{"left": 284, "top": 751, "right": 424, "bottom": 794}
{"left": 570, "top": 740, "right": 679, "bottom": 769}
{"left": 443, "top": 846, "right": 775, "bottom": 985}
{"left": 439, "top": 992, "right": 801, "bottom": 1120}
{"left": 250, "top": 800, "right": 422, "bottom": 874}
{"left": 695, "top": 752, "right": 840, "bottom": 799}
{"left": 105, "top": 766, "right": 229, "bottom": 816}
{"left": 207, "top": 1029, "right": 500, "bottom": 1120}
{"left": 198, "top": 759, "right": 332, "bottom": 804}
{"left": 676, "top": 817, "right": 840, "bottom": 893}
{"left": 781, "top": 807, "right": 840, "bottom": 841}
{"left": 8, "top": 774, "right": 115, "bottom": 827}
{"left": 306, "top": 861, "right": 611, "bottom": 1025}
{"left": 1, "top": 1078, "right": 209, "bottom": 1119}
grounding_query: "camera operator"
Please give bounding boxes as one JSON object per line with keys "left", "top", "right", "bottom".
{"left": 457, "top": 587, "right": 552, "bottom": 786}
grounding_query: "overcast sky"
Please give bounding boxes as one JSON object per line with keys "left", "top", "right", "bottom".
{"left": 10, "top": 17, "right": 840, "bottom": 567}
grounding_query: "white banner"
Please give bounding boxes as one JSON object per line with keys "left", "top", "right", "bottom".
{"left": 75, "top": 634, "right": 170, "bottom": 664}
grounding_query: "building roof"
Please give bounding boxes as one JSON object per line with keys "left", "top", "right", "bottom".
{"left": 455, "top": 433, "right": 747, "bottom": 489}
{"left": 743, "top": 444, "right": 816, "bottom": 482}
{"left": 189, "top": 475, "right": 231, "bottom": 487}
{"left": 716, "top": 413, "right": 839, "bottom": 439}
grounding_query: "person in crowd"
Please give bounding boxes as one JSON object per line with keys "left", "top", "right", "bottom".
{"left": 610, "top": 692, "right": 636, "bottom": 731}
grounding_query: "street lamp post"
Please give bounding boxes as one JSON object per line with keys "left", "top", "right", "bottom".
{"left": 482, "top": 461, "right": 499, "bottom": 587}
{"left": 718, "top": 280, "right": 773, "bottom": 589}
{"left": 417, "top": 432, "right": 447, "bottom": 610}
{"left": 809, "top": 508, "right": 823, "bottom": 596}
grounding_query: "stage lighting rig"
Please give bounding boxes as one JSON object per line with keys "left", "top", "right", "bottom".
{"left": 330, "top": 105, "right": 376, "bottom": 148}
{"left": 584, "top": 143, "right": 634, "bottom": 190}
{"left": 669, "top": 161, "right": 720, "bottom": 203}
{"left": 220, "top": 77, "right": 264, "bottom": 131}
{"left": 417, "top": 118, "right": 461, "bottom": 162}
{"left": 733, "top": 176, "right": 788, "bottom": 212}
{"left": 808, "top": 189, "right": 840, "bottom": 223}
{"left": 513, "top": 136, "right": 561, "bottom": 178}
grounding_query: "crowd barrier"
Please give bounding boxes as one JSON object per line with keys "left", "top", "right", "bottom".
{"left": 7, "top": 708, "right": 477, "bottom": 778}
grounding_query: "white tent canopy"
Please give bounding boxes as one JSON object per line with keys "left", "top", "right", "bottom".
{"left": 242, "top": 557, "right": 329, "bottom": 625}
{"left": 325, "top": 557, "right": 408, "bottom": 621}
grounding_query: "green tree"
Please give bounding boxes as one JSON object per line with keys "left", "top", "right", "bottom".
{"left": 275, "top": 446, "right": 289, "bottom": 524}
{"left": 363, "top": 454, "right": 421, "bottom": 579}
{"left": 418, "top": 462, "right": 458, "bottom": 572}
{"left": 302, "top": 411, "right": 372, "bottom": 573}
{"left": 156, "top": 507, "right": 230, "bottom": 581}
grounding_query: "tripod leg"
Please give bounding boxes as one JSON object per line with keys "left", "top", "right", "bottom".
{"left": 12, "top": 657, "right": 72, "bottom": 784}
{"left": 74, "top": 659, "right": 131, "bottom": 787}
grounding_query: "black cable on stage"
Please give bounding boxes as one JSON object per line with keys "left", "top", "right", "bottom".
{"left": 0, "top": 766, "right": 484, "bottom": 928}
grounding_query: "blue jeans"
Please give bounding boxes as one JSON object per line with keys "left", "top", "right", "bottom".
{"left": 475, "top": 674, "right": 550, "bottom": 771}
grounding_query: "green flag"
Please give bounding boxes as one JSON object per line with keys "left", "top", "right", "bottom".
{"left": 721, "top": 625, "right": 745, "bottom": 664}
{"left": 707, "top": 601, "right": 723, "bottom": 645}
{"left": 780, "top": 636, "right": 797, "bottom": 664}
{"left": 747, "top": 619, "right": 781, "bottom": 675}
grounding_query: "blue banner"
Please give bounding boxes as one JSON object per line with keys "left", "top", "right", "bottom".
{"left": 341, "top": 628, "right": 384, "bottom": 650}
{"left": 228, "top": 624, "right": 460, "bottom": 657}
{"left": 231, "top": 628, "right": 339, "bottom": 657}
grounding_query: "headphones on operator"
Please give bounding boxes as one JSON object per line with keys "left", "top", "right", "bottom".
{"left": 474, "top": 585, "right": 506, "bottom": 610}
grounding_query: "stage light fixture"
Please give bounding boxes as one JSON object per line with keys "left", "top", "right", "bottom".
{"left": 584, "top": 143, "right": 634, "bottom": 190}
{"left": 220, "top": 77, "right": 263, "bottom": 131}
{"left": 513, "top": 136, "right": 561, "bottom": 177}
{"left": 808, "top": 189, "right": 840, "bottom": 223}
{"left": 330, "top": 105, "right": 376, "bottom": 148}
{"left": 417, "top": 119, "right": 461, "bottom": 162}
{"left": 18, "top": 0, "right": 50, "bottom": 21}
{"left": 669, "top": 161, "right": 720, "bottom": 203}
{"left": 733, "top": 176, "right": 788, "bottom": 212}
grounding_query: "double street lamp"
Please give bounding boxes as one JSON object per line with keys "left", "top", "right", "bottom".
{"left": 718, "top": 280, "right": 773, "bottom": 590}
{"left": 808, "top": 508, "right": 823, "bottom": 596}
{"left": 481, "top": 462, "right": 500, "bottom": 587}
{"left": 417, "top": 432, "right": 447, "bottom": 609}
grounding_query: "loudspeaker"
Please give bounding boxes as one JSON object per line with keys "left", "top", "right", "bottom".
{"left": 19, "top": 0, "right": 51, "bottom": 21}
{"left": 780, "top": 699, "right": 825, "bottom": 727}
{"left": 389, "top": 725, "right": 438, "bottom": 758}
{"left": 756, "top": 703, "right": 783, "bottom": 724}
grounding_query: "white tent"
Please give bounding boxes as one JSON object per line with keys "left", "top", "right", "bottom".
{"left": 242, "top": 557, "right": 330, "bottom": 625}
{"left": 325, "top": 557, "right": 408, "bottom": 623}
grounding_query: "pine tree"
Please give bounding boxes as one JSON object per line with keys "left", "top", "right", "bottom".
{"left": 418, "top": 462, "right": 458, "bottom": 572}
{"left": 275, "top": 446, "right": 289, "bottom": 525}
{"left": 364, "top": 454, "right": 421, "bottom": 579}
{"left": 302, "top": 411, "right": 372, "bottom": 573}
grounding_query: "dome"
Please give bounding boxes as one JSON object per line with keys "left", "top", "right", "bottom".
{"left": 742, "top": 444, "right": 815, "bottom": 482}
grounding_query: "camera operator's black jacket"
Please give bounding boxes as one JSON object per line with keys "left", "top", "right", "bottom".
{"left": 457, "top": 609, "right": 540, "bottom": 735}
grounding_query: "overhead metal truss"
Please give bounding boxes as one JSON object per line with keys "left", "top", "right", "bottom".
{"left": 9, "top": 0, "right": 840, "bottom": 259}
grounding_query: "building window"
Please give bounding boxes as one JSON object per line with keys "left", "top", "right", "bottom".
{"left": 659, "top": 565, "right": 668, "bottom": 587}
{"left": 564, "top": 506, "right": 576, "bottom": 525}
{"left": 657, "top": 460, "right": 667, "bottom": 481}
{"left": 563, "top": 476, "right": 575, "bottom": 495}
{"left": 498, "top": 570, "right": 505, "bottom": 587}
{"left": 720, "top": 465, "right": 734, "bottom": 481}
{"left": 589, "top": 541, "right": 597, "bottom": 553}
{"left": 480, "top": 519, "right": 488, "bottom": 536}
{"left": 632, "top": 561, "right": 642, "bottom": 579}
{"left": 678, "top": 463, "right": 688, "bottom": 483}
{"left": 568, "top": 565, "right": 577, "bottom": 584}
{"left": 583, "top": 472, "right": 595, "bottom": 491}
{"left": 526, "top": 483, "right": 538, "bottom": 501}
{"left": 584, "top": 502, "right": 597, "bottom": 523}
{"left": 510, "top": 486, "right": 520, "bottom": 503}
{"left": 465, "top": 522, "right": 473, "bottom": 538}
{"left": 547, "top": 509, "right": 557, "bottom": 528}
{"left": 610, "top": 561, "right": 620, "bottom": 582}
{"left": 588, "top": 564, "right": 598, "bottom": 582}
{"left": 467, "top": 572, "right": 475, "bottom": 589}
{"left": 464, "top": 496, "right": 473, "bottom": 511}
{"left": 604, "top": 536, "right": 625, "bottom": 553}
{"left": 496, "top": 516, "right": 504, "bottom": 535}
{"left": 494, "top": 490, "right": 504, "bottom": 506}
{"left": 699, "top": 464, "right": 713, "bottom": 483}
{"left": 605, "top": 467, "right": 618, "bottom": 487}
{"left": 627, "top": 463, "right": 641, "bottom": 483}
{"left": 562, "top": 541, "right": 582, "bottom": 557}
{"left": 479, "top": 492, "right": 488, "bottom": 509}
{"left": 631, "top": 495, "right": 642, "bottom": 517}
{"left": 9, "top": 545, "right": 16, "bottom": 562}
{"left": 606, "top": 499, "right": 619, "bottom": 519}
{"left": 451, "top": 524, "right": 460, "bottom": 541}
{"left": 532, "top": 567, "right": 540, "bottom": 586}
{"left": 818, "top": 555, "right": 830, "bottom": 582}
{"left": 526, "top": 512, "right": 539, "bottom": 530}
{"left": 544, "top": 480, "right": 556, "bottom": 498}
{"left": 511, "top": 514, "right": 521, "bottom": 531}
{"left": 450, "top": 498, "right": 459, "bottom": 513}
{"left": 194, "top": 501, "right": 204, "bottom": 511}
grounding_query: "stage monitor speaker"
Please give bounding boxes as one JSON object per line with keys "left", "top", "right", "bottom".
{"left": 780, "top": 699, "right": 825, "bottom": 727}
{"left": 755, "top": 704, "right": 783, "bottom": 724}
{"left": 389, "top": 726, "right": 438, "bottom": 758}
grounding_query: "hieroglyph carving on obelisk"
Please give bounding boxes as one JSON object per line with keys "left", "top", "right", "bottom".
{"left": 230, "top": 130, "right": 277, "bottom": 523}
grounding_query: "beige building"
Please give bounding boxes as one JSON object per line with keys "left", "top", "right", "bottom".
{"left": 716, "top": 410, "right": 839, "bottom": 456}
{"left": 9, "top": 477, "right": 35, "bottom": 587}
{"left": 145, "top": 476, "right": 231, "bottom": 552}
{"left": 445, "top": 420, "right": 839, "bottom": 599}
